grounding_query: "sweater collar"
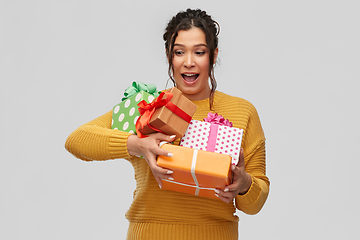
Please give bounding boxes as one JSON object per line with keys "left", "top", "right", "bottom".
{"left": 190, "top": 91, "right": 222, "bottom": 108}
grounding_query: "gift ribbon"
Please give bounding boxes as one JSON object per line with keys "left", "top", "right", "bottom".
{"left": 203, "top": 113, "right": 233, "bottom": 152}
{"left": 203, "top": 112, "right": 233, "bottom": 127}
{"left": 136, "top": 91, "right": 192, "bottom": 138}
{"left": 206, "top": 124, "right": 219, "bottom": 152}
{"left": 191, "top": 149, "right": 200, "bottom": 195}
{"left": 162, "top": 179, "right": 216, "bottom": 193}
{"left": 122, "top": 81, "right": 161, "bottom": 101}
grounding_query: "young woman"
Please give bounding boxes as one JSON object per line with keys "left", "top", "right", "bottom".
{"left": 65, "top": 8, "right": 269, "bottom": 240}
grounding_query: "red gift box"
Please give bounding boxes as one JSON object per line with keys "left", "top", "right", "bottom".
{"left": 136, "top": 87, "right": 197, "bottom": 139}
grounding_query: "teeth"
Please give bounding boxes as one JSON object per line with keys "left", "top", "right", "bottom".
{"left": 183, "top": 73, "right": 197, "bottom": 76}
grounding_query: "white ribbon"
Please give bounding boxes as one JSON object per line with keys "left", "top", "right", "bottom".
{"left": 162, "top": 179, "right": 216, "bottom": 192}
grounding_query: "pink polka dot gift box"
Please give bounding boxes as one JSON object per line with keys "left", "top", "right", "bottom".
{"left": 180, "top": 113, "right": 244, "bottom": 165}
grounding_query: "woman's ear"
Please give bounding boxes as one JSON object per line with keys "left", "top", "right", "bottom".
{"left": 165, "top": 48, "right": 171, "bottom": 63}
{"left": 214, "top": 48, "right": 219, "bottom": 64}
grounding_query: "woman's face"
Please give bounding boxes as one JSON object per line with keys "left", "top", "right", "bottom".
{"left": 172, "top": 27, "right": 218, "bottom": 101}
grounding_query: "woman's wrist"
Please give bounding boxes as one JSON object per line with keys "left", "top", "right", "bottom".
{"left": 127, "top": 134, "right": 140, "bottom": 156}
{"left": 238, "top": 173, "right": 252, "bottom": 195}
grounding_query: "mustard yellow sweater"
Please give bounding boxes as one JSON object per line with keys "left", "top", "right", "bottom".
{"left": 65, "top": 91, "right": 269, "bottom": 240}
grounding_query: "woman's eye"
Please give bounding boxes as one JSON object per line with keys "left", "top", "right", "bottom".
{"left": 174, "top": 50, "right": 183, "bottom": 55}
{"left": 196, "top": 51, "right": 205, "bottom": 55}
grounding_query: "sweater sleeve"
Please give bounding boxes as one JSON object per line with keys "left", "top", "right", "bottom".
{"left": 235, "top": 104, "right": 270, "bottom": 215}
{"left": 65, "top": 110, "right": 132, "bottom": 161}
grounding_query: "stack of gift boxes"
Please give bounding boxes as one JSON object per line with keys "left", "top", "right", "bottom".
{"left": 112, "top": 82, "right": 243, "bottom": 200}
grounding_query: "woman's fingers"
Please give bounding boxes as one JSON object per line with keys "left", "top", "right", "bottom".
{"left": 152, "top": 147, "right": 173, "bottom": 158}
{"left": 153, "top": 133, "right": 176, "bottom": 145}
{"left": 142, "top": 139, "right": 174, "bottom": 188}
{"left": 129, "top": 133, "right": 177, "bottom": 189}
{"left": 214, "top": 189, "right": 234, "bottom": 203}
{"left": 215, "top": 152, "right": 251, "bottom": 203}
{"left": 154, "top": 176, "right": 163, "bottom": 188}
{"left": 146, "top": 156, "right": 173, "bottom": 176}
{"left": 236, "top": 148, "right": 245, "bottom": 167}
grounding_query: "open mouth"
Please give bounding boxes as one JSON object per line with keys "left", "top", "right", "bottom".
{"left": 181, "top": 73, "right": 199, "bottom": 82}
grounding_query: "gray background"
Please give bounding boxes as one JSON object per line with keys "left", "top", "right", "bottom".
{"left": 1, "top": 0, "right": 359, "bottom": 239}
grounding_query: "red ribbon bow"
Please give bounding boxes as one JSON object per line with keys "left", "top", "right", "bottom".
{"left": 136, "top": 91, "right": 192, "bottom": 138}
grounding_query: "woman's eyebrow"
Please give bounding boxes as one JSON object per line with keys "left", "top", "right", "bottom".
{"left": 173, "top": 43, "right": 208, "bottom": 47}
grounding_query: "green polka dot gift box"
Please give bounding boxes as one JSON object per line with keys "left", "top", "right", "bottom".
{"left": 111, "top": 82, "right": 160, "bottom": 134}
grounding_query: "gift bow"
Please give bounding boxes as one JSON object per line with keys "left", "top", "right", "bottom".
{"left": 136, "top": 91, "right": 192, "bottom": 138}
{"left": 202, "top": 113, "right": 233, "bottom": 153}
{"left": 122, "top": 81, "right": 161, "bottom": 101}
{"left": 203, "top": 112, "right": 233, "bottom": 127}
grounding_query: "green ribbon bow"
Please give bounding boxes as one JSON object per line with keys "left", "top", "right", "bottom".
{"left": 122, "top": 81, "right": 161, "bottom": 101}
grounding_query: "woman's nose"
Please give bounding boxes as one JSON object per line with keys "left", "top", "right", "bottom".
{"left": 183, "top": 54, "right": 195, "bottom": 67}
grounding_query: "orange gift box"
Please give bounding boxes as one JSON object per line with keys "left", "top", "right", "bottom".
{"left": 157, "top": 143, "right": 232, "bottom": 199}
{"left": 136, "top": 87, "right": 197, "bottom": 139}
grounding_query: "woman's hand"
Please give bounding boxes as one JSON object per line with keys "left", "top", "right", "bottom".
{"left": 127, "top": 133, "right": 176, "bottom": 188}
{"left": 215, "top": 149, "right": 252, "bottom": 203}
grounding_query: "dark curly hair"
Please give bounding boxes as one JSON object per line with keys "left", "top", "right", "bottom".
{"left": 163, "top": 8, "right": 220, "bottom": 110}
